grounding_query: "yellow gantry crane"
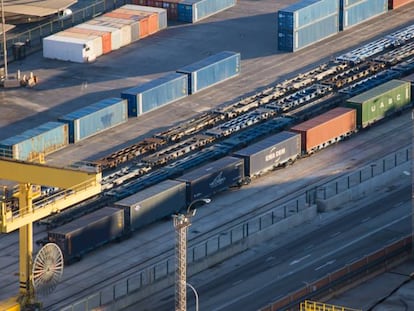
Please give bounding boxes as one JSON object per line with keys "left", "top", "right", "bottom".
{"left": 0, "top": 157, "right": 102, "bottom": 310}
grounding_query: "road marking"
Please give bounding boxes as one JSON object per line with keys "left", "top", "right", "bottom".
{"left": 304, "top": 244, "right": 314, "bottom": 250}
{"left": 265, "top": 256, "right": 275, "bottom": 262}
{"left": 289, "top": 254, "right": 311, "bottom": 265}
{"left": 361, "top": 217, "right": 371, "bottom": 223}
{"left": 315, "top": 259, "right": 336, "bottom": 271}
{"left": 403, "top": 171, "right": 410, "bottom": 176}
{"left": 232, "top": 279, "right": 243, "bottom": 286}
{"left": 330, "top": 231, "right": 341, "bottom": 238}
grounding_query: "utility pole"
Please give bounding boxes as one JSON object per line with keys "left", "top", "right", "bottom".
{"left": 173, "top": 198, "right": 210, "bottom": 311}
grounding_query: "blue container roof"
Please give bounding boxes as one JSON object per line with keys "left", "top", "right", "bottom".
{"left": 122, "top": 73, "right": 186, "bottom": 95}
{"left": 177, "top": 51, "right": 239, "bottom": 73}
{"left": 59, "top": 98, "right": 125, "bottom": 121}
{"left": 0, "top": 122, "right": 66, "bottom": 146}
{"left": 280, "top": 0, "right": 326, "bottom": 13}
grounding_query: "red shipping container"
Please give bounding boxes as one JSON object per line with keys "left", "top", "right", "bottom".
{"left": 388, "top": 0, "right": 414, "bottom": 9}
{"left": 290, "top": 107, "right": 356, "bottom": 154}
{"left": 65, "top": 27, "right": 112, "bottom": 54}
{"left": 131, "top": 0, "right": 147, "bottom": 4}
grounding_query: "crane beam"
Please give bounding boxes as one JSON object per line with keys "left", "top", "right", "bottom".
{"left": 0, "top": 157, "right": 99, "bottom": 188}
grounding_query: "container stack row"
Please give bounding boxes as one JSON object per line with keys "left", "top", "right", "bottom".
{"left": 278, "top": 0, "right": 411, "bottom": 52}
{"left": 0, "top": 51, "right": 240, "bottom": 161}
{"left": 130, "top": 0, "right": 237, "bottom": 23}
{"left": 43, "top": 5, "right": 167, "bottom": 63}
{"left": 121, "top": 51, "right": 241, "bottom": 117}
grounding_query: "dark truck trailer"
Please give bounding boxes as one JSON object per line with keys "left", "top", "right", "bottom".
{"left": 232, "top": 131, "right": 301, "bottom": 178}
{"left": 175, "top": 156, "right": 245, "bottom": 203}
{"left": 114, "top": 179, "right": 187, "bottom": 232}
{"left": 48, "top": 207, "right": 124, "bottom": 264}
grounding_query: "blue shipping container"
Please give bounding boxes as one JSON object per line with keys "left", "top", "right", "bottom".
{"left": 340, "top": 0, "right": 388, "bottom": 31}
{"left": 121, "top": 73, "right": 188, "bottom": 117}
{"left": 278, "top": 13, "right": 339, "bottom": 52}
{"left": 0, "top": 122, "right": 69, "bottom": 161}
{"left": 278, "top": 0, "right": 338, "bottom": 31}
{"left": 177, "top": 0, "right": 236, "bottom": 23}
{"left": 58, "top": 98, "right": 128, "bottom": 143}
{"left": 176, "top": 51, "right": 240, "bottom": 94}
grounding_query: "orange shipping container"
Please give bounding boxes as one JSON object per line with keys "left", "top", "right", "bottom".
{"left": 65, "top": 27, "right": 112, "bottom": 54}
{"left": 131, "top": 11, "right": 159, "bottom": 35}
{"left": 290, "top": 107, "right": 356, "bottom": 154}
{"left": 388, "top": 0, "right": 414, "bottom": 9}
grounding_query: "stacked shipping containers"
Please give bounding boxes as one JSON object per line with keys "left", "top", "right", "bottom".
{"left": 42, "top": 5, "right": 167, "bottom": 63}
{"left": 339, "top": 0, "right": 388, "bottom": 31}
{"left": 0, "top": 122, "right": 68, "bottom": 160}
{"left": 388, "top": 0, "right": 414, "bottom": 9}
{"left": 176, "top": 51, "right": 240, "bottom": 94}
{"left": 344, "top": 79, "right": 411, "bottom": 128}
{"left": 58, "top": 98, "right": 128, "bottom": 143}
{"left": 121, "top": 73, "right": 188, "bottom": 117}
{"left": 278, "top": 0, "right": 339, "bottom": 52}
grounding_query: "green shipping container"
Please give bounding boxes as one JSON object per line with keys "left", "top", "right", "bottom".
{"left": 345, "top": 79, "right": 411, "bottom": 128}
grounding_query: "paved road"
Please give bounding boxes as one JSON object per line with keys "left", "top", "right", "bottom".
{"left": 130, "top": 184, "right": 411, "bottom": 311}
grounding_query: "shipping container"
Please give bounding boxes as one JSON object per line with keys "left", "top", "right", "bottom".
{"left": 339, "top": 0, "right": 388, "bottom": 31}
{"left": 401, "top": 73, "right": 414, "bottom": 96}
{"left": 175, "top": 156, "right": 245, "bottom": 203}
{"left": 143, "top": 0, "right": 182, "bottom": 21}
{"left": 278, "top": 14, "right": 339, "bottom": 52}
{"left": 177, "top": 0, "right": 236, "bottom": 23}
{"left": 290, "top": 107, "right": 356, "bottom": 154}
{"left": 176, "top": 51, "right": 240, "bottom": 94}
{"left": 58, "top": 98, "right": 128, "bottom": 143}
{"left": 121, "top": 73, "right": 188, "bottom": 117}
{"left": 114, "top": 8, "right": 159, "bottom": 35}
{"left": 53, "top": 31, "right": 103, "bottom": 57}
{"left": 96, "top": 15, "right": 140, "bottom": 42}
{"left": 48, "top": 207, "right": 124, "bottom": 263}
{"left": 88, "top": 17, "right": 132, "bottom": 47}
{"left": 43, "top": 35, "right": 97, "bottom": 63}
{"left": 0, "top": 122, "right": 68, "bottom": 161}
{"left": 76, "top": 23, "right": 122, "bottom": 51}
{"left": 114, "top": 180, "right": 186, "bottom": 231}
{"left": 344, "top": 79, "right": 411, "bottom": 128}
{"left": 233, "top": 131, "right": 301, "bottom": 177}
{"left": 65, "top": 27, "right": 112, "bottom": 54}
{"left": 122, "top": 4, "right": 168, "bottom": 29}
{"left": 278, "top": 0, "right": 339, "bottom": 31}
{"left": 388, "top": 0, "right": 414, "bottom": 9}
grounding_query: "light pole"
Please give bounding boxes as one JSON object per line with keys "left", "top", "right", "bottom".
{"left": 186, "top": 282, "right": 199, "bottom": 311}
{"left": 1, "top": 0, "right": 8, "bottom": 79}
{"left": 173, "top": 198, "right": 211, "bottom": 311}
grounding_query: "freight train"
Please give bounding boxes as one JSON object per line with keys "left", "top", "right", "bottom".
{"left": 44, "top": 82, "right": 411, "bottom": 263}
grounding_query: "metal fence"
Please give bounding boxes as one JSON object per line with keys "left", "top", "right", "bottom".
{"left": 59, "top": 146, "right": 411, "bottom": 311}
{"left": 0, "top": 0, "right": 130, "bottom": 65}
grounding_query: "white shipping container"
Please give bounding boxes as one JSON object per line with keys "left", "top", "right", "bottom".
{"left": 76, "top": 23, "right": 122, "bottom": 50}
{"left": 43, "top": 35, "right": 96, "bottom": 63}
{"left": 93, "top": 17, "right": 132, "bottom": 47}
{"left": 55, "top": 31, "right": 103, "bottom": 57}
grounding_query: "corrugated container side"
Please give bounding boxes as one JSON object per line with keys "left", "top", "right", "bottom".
{"left": 121, "top": 73, "right": 188, "bottom": 117}
{"left": 76, "top": 23, "right": 122, "bottom": 50}
{"left": 122, "top": 4, "right": 168, "bottom": 29}
{"left": 344, "top": 79, "right": 411, "bottom": 128}
{"left": 58, "top": 98, "right": 128, "bottom": 143}
{"left": 55, "top": 31, "right": 103, "bottom": 57}
{"left": 43, "top": 35, "right": 92, "bottom": 63}
{"left": 388, "top": 0, "right": 414, "bottom": 9}
{"left": 233, "top": 131, "right": 301, "bottom": 177}
{"left": 65, "top": 27, "right": 112, "bottom": 54}
{"left": 48, "top": 207, "right": 124, "bottom": 263}
{"left": 340, "top": 0, "right": 388, "bottom": 30}
{"left": 178, "top": 0, "right": 236, "bottom": 23}
{"left": 114, "top": 180, "right": 186, "bottom": 231}
{"left": 278, "top": 0, "right": 339, "bottom": 30}
{"left": 290, "top": 107, "right": 357, "bottom": 153}
{"left": 175, "top": 156, "right": 245, "bottom": 203}
{"left": 176, "top": 51, "right": 240, "bottom": 94}
{"left": 0, "top": 122, "right": 69, "bottom": 160}
{"left": 278, "top": 14, "right": 339, "bottom": 52}
{"left": 97, "top": 15, "right": 140, "bottom": 42}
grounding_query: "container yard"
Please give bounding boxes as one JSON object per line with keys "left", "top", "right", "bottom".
{"left": 0, "top": 0, "right": 413, "bottom": 310}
